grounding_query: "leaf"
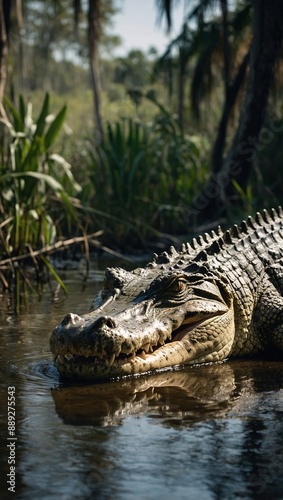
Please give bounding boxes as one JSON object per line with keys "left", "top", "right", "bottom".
{"left": 49, "top": 153, "right": 82, "bottom": 193}
{"left": 19, "top": 95, "right": 26, "bottom": 125}
{"left": 44, "top": 105, "right": 67, "bottom": 150}
{"left": 34, "top": 93, "right": 49, "bottom": 137}
{"left": 40, "top": 255, "right": 67, "bottom": 294}
{"left": 4, "top": 96, "right": 24, "bottom": 132}
{"left": 59, "top": 190, "right": 78, "bottom": 220}
{"left": 2, "top": 171, "right": 64, "bottom": 192}
{"left": 21, "top": 135, "right": 44, "bottom": 172}
{"left": 128, "top": 150, "right": 144, "bottom": 185}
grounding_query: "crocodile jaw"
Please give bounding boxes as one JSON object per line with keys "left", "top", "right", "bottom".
{"left": 50, "top": 310, "right": 234, "bottom": 381}
{"left": 50, "top": 270, "right": 234, "bottom": 381}
{"left": 53, "top": 340, "right": 191, "bottom": 379}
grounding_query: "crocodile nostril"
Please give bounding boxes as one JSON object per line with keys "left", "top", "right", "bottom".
{"left": 106, "top": 317, "right": 117, "bottom": 328}
{"left": 61, "top": 313, "right": 82, "bottom": 327}
{"left": 93, "top": 316, "right": 117, "bottom": 329}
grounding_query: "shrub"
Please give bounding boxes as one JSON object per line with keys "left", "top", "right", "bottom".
{"left": 84, "top": 95, "right": 210, "bottom": 246}
{"left": 0, "top": 93, "right": 81, "bottom": 290}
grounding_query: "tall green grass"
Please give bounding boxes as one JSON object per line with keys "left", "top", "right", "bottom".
{"left": 0, "top": 94, "right": 81, "bottom": 291}
{"left": 83, "top": 96, "right": 210, "bottom": 245}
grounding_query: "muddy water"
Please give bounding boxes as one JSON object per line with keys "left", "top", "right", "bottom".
{"left": 0, "top": 267, "right": 283, "bottom": 499}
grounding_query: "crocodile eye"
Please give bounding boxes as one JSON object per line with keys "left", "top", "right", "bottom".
{"left": 169, "top": 279, "right": 187, "bottom": 293}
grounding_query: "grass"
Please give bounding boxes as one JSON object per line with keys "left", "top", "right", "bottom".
{"left": 80, "top": 92, "right": 210, "bottom": 246}
{"left": 0, "top": 93, "right": 81, "bottom": 293}
{"left": 1, "top": 88, "right": 281, "bottom": 302}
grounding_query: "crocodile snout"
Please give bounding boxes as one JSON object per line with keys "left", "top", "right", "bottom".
{"left": 60, "top": 313, "right": 83, "bottom": 327}
{"left": 91, "top": 316, "right": 117, "bottom": 330}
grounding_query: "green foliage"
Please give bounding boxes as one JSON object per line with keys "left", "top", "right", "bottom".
{"left": 154, "top": 1, "right": 251, "bottom": 120}
{"left": 113, "top": 50, "right": 153, "bottom": 88}
{"left": 83, "top": 94, "right": 209, "bottom": 245}
{"left": 0, "top": 93, "right": 80, "bottom": 290}
{"left": 231, "top": 180, "right": 253, "bottom": 216}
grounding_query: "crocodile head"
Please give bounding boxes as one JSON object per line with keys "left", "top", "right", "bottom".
{"left": 50, "top": 263, "right": 235, "bottom": 380}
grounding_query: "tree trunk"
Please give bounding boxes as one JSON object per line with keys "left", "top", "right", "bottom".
{"left": 220, "top": 0, "right": 230, "bottom": 93}
{"left": 211, "top": 50, "right": 250, "bottom": 174}
{"left": 191, "top": 0, "right": 283, "bottom": 222}
{"left": 88, "top": 0, "right": 103, "bottom": 145}
{"left": 16, "top": 0, "right": 24, "bottom": 88}
{"left": 0, "top": 0, "right": 8, "bottom": 115}
{"left": 177, "top": 47, "right": 186, "bottom": 128}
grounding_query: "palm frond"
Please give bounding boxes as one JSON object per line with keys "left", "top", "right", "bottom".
{"left": 230, "top": 2, "right": 251, "bottom": 39}
{"left": 190, "top": 22, "right": 221, "bottom": 119}
{"left": 155, "top": 0, "right": 181, "bottom": 32}
{"left": 186, "top": 0, "right": 220, "bottom": 24}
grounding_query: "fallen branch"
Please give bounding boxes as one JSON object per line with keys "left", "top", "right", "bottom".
{"left": 88, "top": 239, "right": 134, "bottom": 262}
{"left": 0, "top": 231, "right": 103, "bottom": 268}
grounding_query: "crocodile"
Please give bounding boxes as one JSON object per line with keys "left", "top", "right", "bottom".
{"left": 50, "top": 207, "right": 283, "bottom": 380}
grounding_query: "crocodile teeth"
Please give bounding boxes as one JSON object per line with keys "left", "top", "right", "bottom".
{"left": 128, "top": 353, "right": 136, "bottom": 363}
{"left": 141, "top": 343, "right": 150, "bottom": 353}
{"left": 104, "top": 353, "right": 116, "bottom": 368}
{"left": 109, "top": 353, "right": 115, "bottom": 367}
{"left": 117, "top": 353, "right": 136, "bottom": 366}
{"left": 138, "top": 350, "right": 147, "bottom": 360}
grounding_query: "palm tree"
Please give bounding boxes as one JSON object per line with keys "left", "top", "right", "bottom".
{"left": 155, "top": 0, "right": 283, "bottom": 220}
{"left": 1, "top": 0, "right": 105, "bottom": 141}
{"left": 75, "top": 0, "right": 104, "bottom": 143}
{"left": 0, "top": 0, "right": 8, "bottom": 114}
{"left": 154, "top": 23, "right": 192, "bottom": 127}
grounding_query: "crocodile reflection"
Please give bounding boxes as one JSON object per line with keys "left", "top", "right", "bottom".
{"left": 51, "top": 360, "right": 283, "bottom": 427}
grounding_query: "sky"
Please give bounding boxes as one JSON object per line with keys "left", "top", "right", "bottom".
{"left": 112, "top": 0, "right": 186, "bottom": 56}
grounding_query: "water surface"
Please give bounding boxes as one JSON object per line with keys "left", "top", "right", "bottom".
{"left": 0, "top": 267, "right": 283, "bottom": 499}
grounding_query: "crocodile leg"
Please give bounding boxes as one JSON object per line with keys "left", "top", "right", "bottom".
{"left": 254, "top": 279, "right": 283, "bottom": 352}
